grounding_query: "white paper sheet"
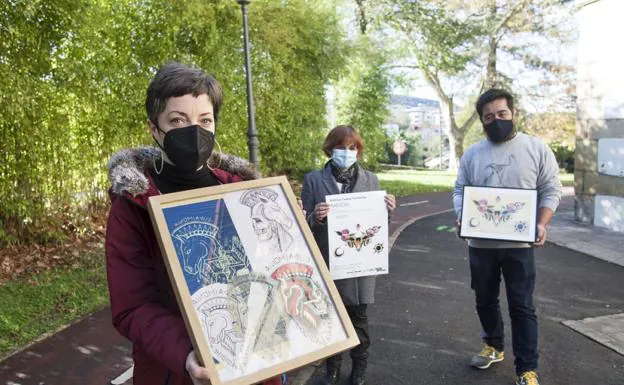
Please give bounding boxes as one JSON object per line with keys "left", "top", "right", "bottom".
{"left": 326, "top": 191, "right": 389, "bottom": 280}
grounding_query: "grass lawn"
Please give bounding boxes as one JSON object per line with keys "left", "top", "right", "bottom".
{"left": 378, "top": 169, "right": 574, "bottom": 197}
{"left": 559, "top": 172, "right": 574, "bottom": 187}
{"left": 0, "top": 252, "right": 108, "bottom": 358}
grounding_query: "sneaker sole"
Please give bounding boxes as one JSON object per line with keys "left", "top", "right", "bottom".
{"left": 471, "top": 357, "right": 504, "bottom": 370}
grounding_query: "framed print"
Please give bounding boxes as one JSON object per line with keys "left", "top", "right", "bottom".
{"left": 459, "top": 186, "right": 538, "bottom": 243}
{"left": 147, "top": 176, "right": 359, "bottom": 385}
{"left": 326, "top": 191, "right": 389, "bottom": 280}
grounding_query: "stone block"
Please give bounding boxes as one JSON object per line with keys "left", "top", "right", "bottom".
{"left": 583, "top": 172, "right": 624, "bottom": 196}
{"left": 574, "top": 170, "right": 584, "bottom": 194}
{"left": 574, "top": 139, "right": 598, "bottom": 172}
{"left": 604, "top": 119, "right": 624, "bottom": 138}
{"left": 577, "top": 117, "right": 597, "bottom": 139}
{"left": 577, "top": 118, "right": 624, "bottom": 140}
{"left": 574, "top": 194, "right": 595, "bottom": 224}
{"left": 576, "top": 117, "right": 592, "bottom": 139}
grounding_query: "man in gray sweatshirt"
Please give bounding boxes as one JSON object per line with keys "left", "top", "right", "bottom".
{"left": 453, "top": 89, "right": 562, "bottom": 385}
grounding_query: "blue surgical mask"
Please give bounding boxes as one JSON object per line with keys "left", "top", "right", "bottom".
{"left": 331, "top": 148, "right": 358, "bottom": 169}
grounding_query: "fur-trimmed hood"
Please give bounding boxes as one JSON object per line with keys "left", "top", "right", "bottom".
{"left": 107, "top": 146, "right": 260, "bottom": 197}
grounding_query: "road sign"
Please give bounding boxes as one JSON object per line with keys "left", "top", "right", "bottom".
{"left": 393, "top": 140, "right": 407, "bottom": 155}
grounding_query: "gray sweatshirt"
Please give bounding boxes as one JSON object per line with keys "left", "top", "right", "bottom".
{"left": 453, "top": 133, "right": 562, "bottom": 248}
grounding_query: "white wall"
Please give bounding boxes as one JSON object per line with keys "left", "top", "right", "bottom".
{"left": 595, "top": 195, "right": 624, "bottom": 232}
{"left": 577, "top": 0, "right": 624, "bottom": 120}
{"left": 598, "top": 138, "right": 624, "bottom": 177}
{"left": 577, "top": 0, "right": 624, "bottom": 233}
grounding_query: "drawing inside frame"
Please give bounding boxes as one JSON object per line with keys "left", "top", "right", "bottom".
{"left": 460, "top": 186, "right": 538, "bottom": 243}
{"left": 148, "top": 176, "right": 358, "bottom": 385}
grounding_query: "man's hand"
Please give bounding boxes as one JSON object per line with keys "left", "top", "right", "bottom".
{"left": 534, "top": 223, "right": 547, "bottom": 247}
{"left": 534, "top": 207, "right": 554, "bottom": 247}
{"left": 186, "top": 351, "right": 211, "bottom": 385}
{"left": 456, "top": 219, "right": 462, "bottom": 239}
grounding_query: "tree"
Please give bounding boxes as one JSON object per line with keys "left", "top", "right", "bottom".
{"left": 0, "top": 0, "right": 91, "bottom": 243}
{"left": 332, "top": 1, "right": 393, "bottom": 168}
{"left": 336, "top": 48, "right": 391, "bottom": 167}
{"left": 0, "top": 0, "right": 348, "bottom": 244}
{"left": 378, "top": 0, "right": 574, "bottom": 169}
{"left": 524, "top": 112, "right": 575, "bottom": 147}
{"left": 404, "top": 133, "right": 425, "bottom": 167}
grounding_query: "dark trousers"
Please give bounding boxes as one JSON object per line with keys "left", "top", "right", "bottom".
{"left": 327, "top": 304, "right": 370, "bottom": 367}
{"left": 469, "top": 247, "right": 538, "bottom": 375}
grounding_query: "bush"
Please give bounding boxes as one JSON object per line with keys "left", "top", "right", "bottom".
{"left": 551, "top": 144, "right": 575, "bottom": 173}
{"left": 0, "top": 0, "right": 347, "bottom": 245}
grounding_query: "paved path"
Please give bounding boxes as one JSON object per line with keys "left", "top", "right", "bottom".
{"left": 307, "top": 210, "right": 624, "bottom": 385}
{"left": 548, "top": 193, "right": 624, "bottom": 268}
{"left": 0, "top": 308, "right": 132, "bottom": 385}
{"left": 0, "top": 193, "right": 452, "bottom": 385}
{"left": 5, "top": 191, "right": 623, "bottom": 385}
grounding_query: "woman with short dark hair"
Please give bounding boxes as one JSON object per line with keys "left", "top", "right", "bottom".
{"left": 105, "top": 62, "right": 282, "bottom": 385}
{"left": 301, "top": 125, "right": 395, "bottom": 385}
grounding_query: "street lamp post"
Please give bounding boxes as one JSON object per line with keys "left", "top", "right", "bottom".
{"left": 237, "top": 0, "right": 259, "bottom": 168}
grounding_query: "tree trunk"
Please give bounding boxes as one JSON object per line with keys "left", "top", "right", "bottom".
{"left": 355, "top": 0, "right": 368, "bottom": 35}
{"left": 451, "top": 128, "right": 465, "bottom": 167}
{"left": 486, "top": 35, "right": 497, "bottom": 88}
{"left": 486, "top": 2, "right": 498, "bottom": 88}
{"left": 438, "top": 96, "right": 462, "bottom": 170}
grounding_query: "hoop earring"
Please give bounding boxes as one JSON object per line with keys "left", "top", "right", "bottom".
{"left": 208, "top": 139, "right": 222, "bottom": 171}
{"left": 154, "top": 149, "right": 164, "bottom": 175}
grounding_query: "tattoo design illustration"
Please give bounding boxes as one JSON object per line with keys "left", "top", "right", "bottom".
{"left": 374, "top": 243, "right": 384, "bottom": 254}
{"left": 163, "top": 193, "right": 349, "bottom": 376}
{"left": 514, "top": 221, "right": 528, "bottom": 233}
{"left": 271, "top": 262, "right": 332, "bottom": 343}
{"left": 228, "top": 273, "right": 289, "bottom": 363}
{"left": 335, "top": 224, "right": 381, "bottom": 251}
{"left": 240, "top": 188, "right": 294, "bottom": 254}
{"left": 193, "top": 284, "right": 245, "bottom": 370}
{"left": 473, "top": 196, "right": 526, "bottom": 226}
{"left": 170, "top": 215, "right": 251, "bottom": 292}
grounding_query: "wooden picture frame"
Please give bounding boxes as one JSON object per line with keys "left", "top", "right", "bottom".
{"left": 459, "top": 186, "right": 538, "bottom": 243}
{"left": 148, "top": 176, "right": 359, "bottom": 385}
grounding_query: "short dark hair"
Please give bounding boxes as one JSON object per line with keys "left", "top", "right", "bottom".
{"left": 145, "top": 61, "right": 224, "bottom": 125}
{"left": 322, "top": 125, "right": 365, "bottom": 157}
{"left": 475, "top": 88, "right": 514, "bottom": 120}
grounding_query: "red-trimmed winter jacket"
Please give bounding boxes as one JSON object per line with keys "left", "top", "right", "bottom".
{"left": 105, "top": 148, "right": 282, "bottom": 385}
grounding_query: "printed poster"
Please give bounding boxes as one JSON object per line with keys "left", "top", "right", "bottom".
{"left": 326, "top": 191, "right": 389, "bottom": 280}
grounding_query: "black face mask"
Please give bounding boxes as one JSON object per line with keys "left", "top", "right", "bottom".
{"left": 484, "top": 119, "right": 514, "bottom": 143}
{"left": 153, "top": 124, "right": 215, "bottom": 171}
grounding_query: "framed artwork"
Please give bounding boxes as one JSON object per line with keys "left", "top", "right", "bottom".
{"left": 459, "top": 186, "right": 538, "bottom": 243}
{"left": 148, "top": 176, "right": 359, "bottom": 385}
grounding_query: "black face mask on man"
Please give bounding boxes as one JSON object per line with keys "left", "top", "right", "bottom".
{"left": 153, "top": 124, "right": 215, "bottom": 171}
{"left": 484, "top": 119, "right": 514, "bottom": 143}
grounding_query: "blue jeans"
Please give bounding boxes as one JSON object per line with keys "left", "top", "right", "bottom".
{"left": 469, "top": 247, "right": 538, "bottom": 375}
